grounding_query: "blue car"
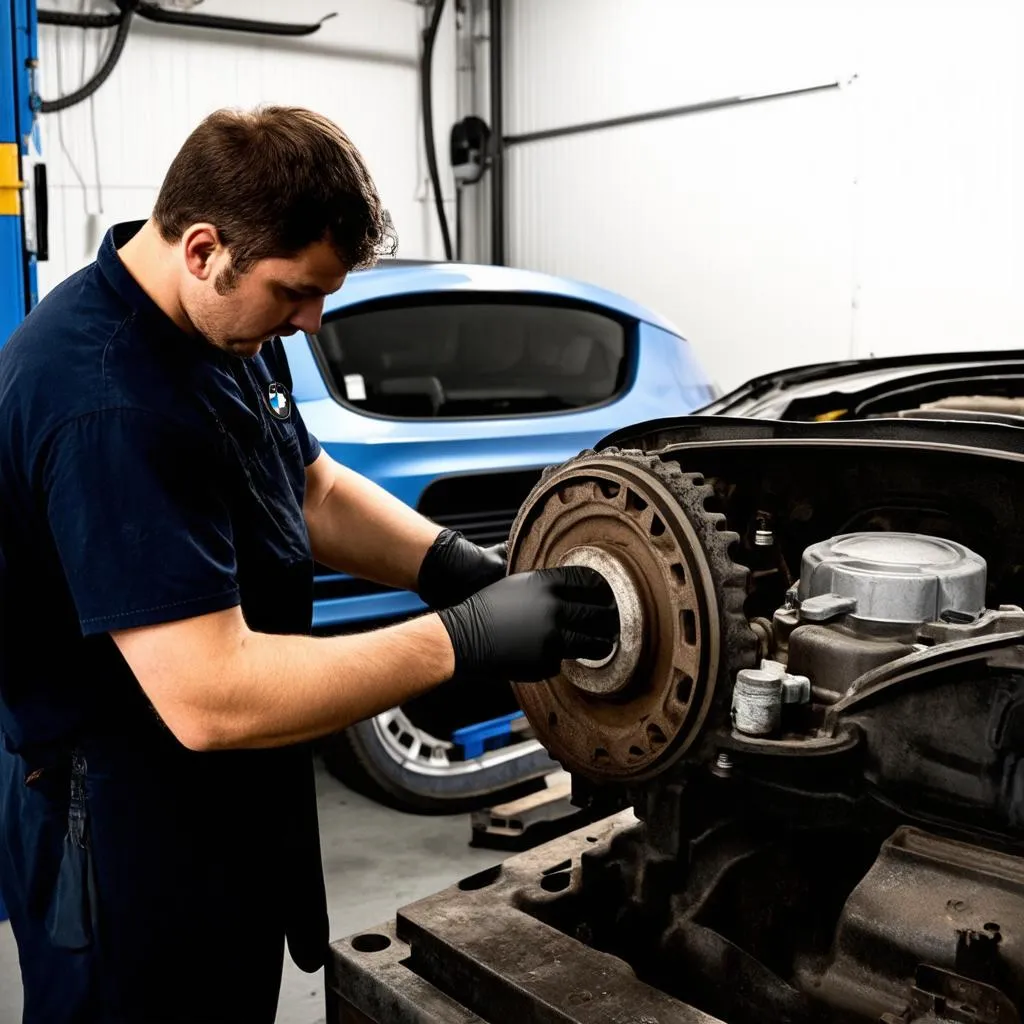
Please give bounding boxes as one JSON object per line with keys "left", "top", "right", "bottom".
{"left": 280, "top": 259, "right": 715, "bottom": 811}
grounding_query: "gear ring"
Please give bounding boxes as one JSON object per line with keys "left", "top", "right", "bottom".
{"left": 508, "top": 450, "right": 755, "bottom": 781}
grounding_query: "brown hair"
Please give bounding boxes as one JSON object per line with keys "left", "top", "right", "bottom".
{"left": 153, "top": 106, "right": 396, "bottom": 275}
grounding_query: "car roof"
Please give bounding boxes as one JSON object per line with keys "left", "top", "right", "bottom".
{"left": 323, "top": 260, "right": 681, "bottom": 335}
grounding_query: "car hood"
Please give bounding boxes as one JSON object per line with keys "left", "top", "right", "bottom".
{"left": 700, "top": 348, "right": 1024, "bottom": 419}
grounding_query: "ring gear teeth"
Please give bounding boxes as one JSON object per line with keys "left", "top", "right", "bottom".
{"left": 635, "top": 456, "right": 757, "bottom": 738}
{"left": 509, "top": 448, "right": 757, "bottom": 780}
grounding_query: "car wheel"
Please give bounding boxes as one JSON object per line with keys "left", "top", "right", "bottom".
{"left": 321, "top": 705, "right": 558, "bottom": 814}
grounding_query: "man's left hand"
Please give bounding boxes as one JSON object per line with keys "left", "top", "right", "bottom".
{"left": 417, "top": 529, "right": 508, "bottom": 609}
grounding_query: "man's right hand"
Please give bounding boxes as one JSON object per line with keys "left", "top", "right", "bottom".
{"left": 437, "top": 566, "right": 619, "bottom": 682}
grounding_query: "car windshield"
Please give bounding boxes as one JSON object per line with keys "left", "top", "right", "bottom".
{"left": 312, "top": 297, "right": 629, "bottom": 418}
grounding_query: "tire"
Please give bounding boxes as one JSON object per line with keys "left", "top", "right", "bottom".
{"left": 320, "top": 706, "right": 558, "bottom": 814}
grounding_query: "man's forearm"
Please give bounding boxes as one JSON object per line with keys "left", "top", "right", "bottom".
{"left": 116, "top": 608, "right": 456, "bottom": 751}
{"left": 115, "top": 566, "right": 615, "bottom": 753}
{"left": 304, "top": 458, "right": 441, "bottom": 591}
{"left": 217, "top": 614, "right": 454, "bottom": 748}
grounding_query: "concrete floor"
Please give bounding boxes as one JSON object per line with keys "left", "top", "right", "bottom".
{"left": 0, "top": 762, "right": 505, "bottom": 1024}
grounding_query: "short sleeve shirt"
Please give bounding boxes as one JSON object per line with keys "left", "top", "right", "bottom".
{"left": 0, "top": 220, "right": 321, "bottom": 753}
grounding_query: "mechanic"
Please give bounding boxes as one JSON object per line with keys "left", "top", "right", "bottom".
{"left": 0, "top": 106, "right": 618, "bottom": 1023}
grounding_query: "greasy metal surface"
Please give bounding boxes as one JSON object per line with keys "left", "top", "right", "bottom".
{"left": 327, "top": 920, "right": 486, "bottom": 1023}
{"left": 881, "top": 965, "right": 1021, "bottom": 1024}
{"left": 557, "top": 545, "right": 642, "bottom": 692}
{"left": 330, "top": 794, "right": 1024, "bottom": 1024}
{"left": 917, "top": 605, "right": 1024, "bottom": 645}
{"left": 507, "top": 452, "right": 737, "bottom": 781}
{"left": 328, "top": 811, "right": 726, "bottom": 1024}
{"left": 578, "top": 780, "right": 1022, "bottom": 1022}
{"left": 787, "top": 622, "right": 914, "bottom": 700}
{"left": 798, "top": 827, "right": 1024, "bottom": 1021}
{"left": 824, "top": 631, "right": 1024, "bottom": 727}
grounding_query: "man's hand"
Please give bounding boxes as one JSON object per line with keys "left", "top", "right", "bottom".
{"left": 417, "top": 529, "right": 509, "bottom": 609}
{"left": 437, "top": 566, "right": 619, "bottom": 682}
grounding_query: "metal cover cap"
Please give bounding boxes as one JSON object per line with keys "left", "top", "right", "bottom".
{"left": 797, "top": 532, "right": 986, "bottom": 625}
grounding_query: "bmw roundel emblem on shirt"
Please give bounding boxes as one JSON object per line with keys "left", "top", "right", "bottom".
{"left": 266, "top": 382, "right": 291, "bottom": 420}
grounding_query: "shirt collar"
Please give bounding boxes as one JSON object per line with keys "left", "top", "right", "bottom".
{"left": 96, "top": 220, "right": 159, "bottom": 315}
{"left": 96, "top": 220, "right": 230, "bottom": 364}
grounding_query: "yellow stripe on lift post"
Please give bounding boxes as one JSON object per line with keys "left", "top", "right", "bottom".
{"left": 0, "top": 143, "right": 23, "bottom": 216}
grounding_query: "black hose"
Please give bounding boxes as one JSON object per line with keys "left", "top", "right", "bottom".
{"left": 36, "top": 1, "right": 336, "bottom": 115}
{"left": 134, "top": 3, "right": 336, "bottom": 37}
{"left": 39, "top": 2, "right": 334, "bottom": 36}
{"left": 39, "top": 8, "right": 134, "bottom": 113}
{"left": 422, "top": 0, "right": 454, "bottom": 261}
{"left": 38, "top": 9, "right": 122, "bottom": 28}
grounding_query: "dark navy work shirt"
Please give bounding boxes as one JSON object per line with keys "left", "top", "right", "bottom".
{"left": 0, "top": 220, "right": 320, "bottom": 752}
{"left": 0, "top": 221, "right": 330, "bottom": 1016}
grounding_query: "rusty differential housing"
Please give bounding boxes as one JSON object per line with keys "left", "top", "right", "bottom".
{"left": 507, "top": 450, "right": 754, "bottom": 781}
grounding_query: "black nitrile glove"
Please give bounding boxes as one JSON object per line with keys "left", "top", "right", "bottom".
{"left": 437, "top": 566, "right": 619, "bottom": 682}
{"left": 417, "top": 528, "right": 508, "bottom": 609}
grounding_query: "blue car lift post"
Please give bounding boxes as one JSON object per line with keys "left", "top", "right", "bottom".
{"left": 0, "top": 0, "right": 40, "bottom": 924}
{"left": 0, "top": 0, "right": 40, "bottom": 346}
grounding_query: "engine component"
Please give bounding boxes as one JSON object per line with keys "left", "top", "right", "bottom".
{"left": 328, "top": 808, "right": 1024, "bottom": 1024}
{"left": 761, "top": 659, "right": 812, "bottom": 704}
{"left": 798, "top": 532, "right": 987, "bottom": 625}
{"left": 777, "top": 533, "right": 1021, "bottom": 703}
{"left": 730, "top": 668, "right": 783, "bottom": 736}
{"left": 801, "top": 827, "right": 1024, "bottom": 1020}
{"left": 556, "top": 544, "right": 644, "bottom": 694}
{"left": 328, "top": 422, "right": 1024, "bottom": 1024}
{"left": 506, "top": 451, "right": 755, "bottom": 781}
{"left": 785, "top": 616, "right": 917, "bottom": 701}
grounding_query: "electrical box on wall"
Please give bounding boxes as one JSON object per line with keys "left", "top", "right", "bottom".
{"left": 450, "top": 115, "right": 490, "bottom": 185}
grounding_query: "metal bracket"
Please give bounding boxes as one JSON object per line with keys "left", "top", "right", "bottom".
{"left": 881, "top": 964, "right": 1020, "bottom": 1024}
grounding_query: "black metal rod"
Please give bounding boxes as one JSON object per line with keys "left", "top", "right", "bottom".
{"left": 503, "top": 81, "right": 840, "bottom": 148}
{"left": 489, "top": 0, "right": 505, "bottom": 265}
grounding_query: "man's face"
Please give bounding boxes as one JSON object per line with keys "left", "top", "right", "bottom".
{"left": 186, "top": 236, "right": 348, "bottom": 358}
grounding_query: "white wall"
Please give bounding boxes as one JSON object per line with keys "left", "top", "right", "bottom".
{"left": 35, "top": 0, "right": 458, "bottom": 294}
{"left": 503, "top": 0, "right": 1024, "bottom": 391}
{"left": 38, "top": 1, "right": 1024, "bottom": 391}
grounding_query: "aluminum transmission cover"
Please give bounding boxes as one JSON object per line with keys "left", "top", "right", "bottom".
{"left": 797, "top": 532, "right": 986, "bottom": 626}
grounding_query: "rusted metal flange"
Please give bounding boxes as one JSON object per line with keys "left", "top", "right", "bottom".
{"left": 508, "top": 450, "right": 751, "bottom": 781}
